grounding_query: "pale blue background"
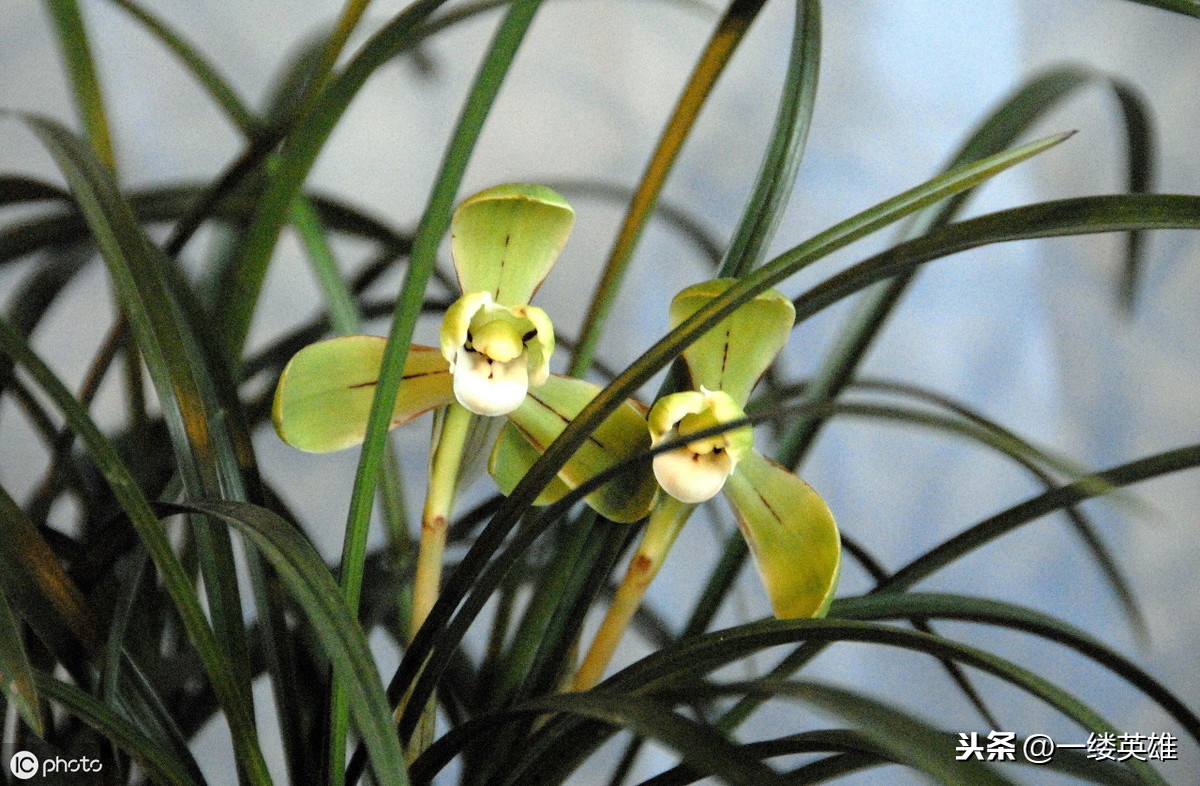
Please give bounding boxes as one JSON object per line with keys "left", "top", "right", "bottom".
{"left": 2, "top": 1, "right": 1199, "bottom": 784}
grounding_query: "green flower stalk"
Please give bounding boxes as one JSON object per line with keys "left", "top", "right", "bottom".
{"left": 572, "top": 279, "right": 841, "bottom": 691}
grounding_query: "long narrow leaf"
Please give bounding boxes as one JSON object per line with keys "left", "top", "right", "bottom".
{"left": 718, "top": 0, "right": 820, "bottom": 278}
{"left": 0, "top": 586, "right": 42, "bottom": 734}
{"left": 349, "top": 0, "right": 549, "bottom": 754}
{"left": 0, "top": 316, "right": 271, "bottom": 784}
{"left": 35, "top": 671, "right": 202, "bottom": 786}
{"left": 168, "top": 500, "right": 410, "bottom": 786}
{"left": 832, "top": 593, "right": 1200, "bottom": 743}
{"left": 42, "top": 0, "right": 116, "bottom": 169}
{"left": 391, "top": 132, "right": 1077, "bottom": 725}
{"left": 22, "top": 112, "right": 264, "bottom": 753}
{"left": 569, "top": 0, "right": 770, "bottom": 374}
{"left": 217, "top": 0, "right": 449, "bottom": 356}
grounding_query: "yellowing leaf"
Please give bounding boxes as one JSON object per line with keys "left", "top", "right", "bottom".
{"left": 503, "top": 376, "right": 656, "bottom": 523}
{"left": 723, "top": 452, "right": 840, "bottom": 619}
{"left": 272, "top": 336, "right": 453, "bottom": 453}
{"left": 451, "top": 183, "right": 575, "bottom": 306}
{"left": 669, "top": 279, "right": 795, "bottom": 406}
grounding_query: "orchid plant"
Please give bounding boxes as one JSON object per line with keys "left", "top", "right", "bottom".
{"left": 274, "top": 189, "right": 842, "bottom": 705}
{"left": 5, "top": 2, "right": 1200, "bottom": 786}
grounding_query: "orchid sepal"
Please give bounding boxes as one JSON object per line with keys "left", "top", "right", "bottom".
{"left": 723, "top": 452, "right": 841, "bottom": 619}
{"left": 271, "top": 336, "right": 453, "bottom": 453}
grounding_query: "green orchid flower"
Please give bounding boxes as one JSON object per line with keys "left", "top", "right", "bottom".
{"left": 273, "top": 183, "right": 573, "bottom": 451}
{"left": 651, "top": 278, "right": 841, "bottom": 620}
{"left": 439, "top": 183, "right": 570, "bottom": 416}
{"left": 571, "top": 279, "right": 841, "bottom": 690}
{"left": 272, "top": 184, "right": 654, "bottom": 525}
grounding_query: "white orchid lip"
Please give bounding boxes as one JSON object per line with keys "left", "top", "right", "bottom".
{"left": 648, "top": 388, "right": 752, "bottom": 504}
{"left": 452, "top": 346, "right": 530, "bottom": 416}
{"left": 441, "top": 291, "right": 555, "bottom": 416}
{"left": 652, "top": 436, "right": 734, "bottom": 503}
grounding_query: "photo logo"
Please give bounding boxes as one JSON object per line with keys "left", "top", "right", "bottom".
{"left": 8, "top": 751, "right": 39, "bottom": 780}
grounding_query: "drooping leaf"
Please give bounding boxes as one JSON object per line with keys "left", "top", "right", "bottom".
{"left": 0, "top": 484, "right": 97, "bottom": 653}
{"left": 723, "top": 452, "right": 839, "bottom": 618}
{"left": 35, "top": 672, "right": 201, "bottom": 786}
{"left": 669, "top": 279, "right": 795, "bottom": 406}
{"left": 272, "top": 336, "right": 453, "bottom": 453}
{"left": 387, "top": 135, "right": 1104, "bottom": 741}
{"left": 0, "top": 314, "right": 271, "bottom": 786}
{"left": 451, "top": 183, "right": 575, "bottom": 305}
{"left": 501, "top": 375, "right": 656, "bottom": 523}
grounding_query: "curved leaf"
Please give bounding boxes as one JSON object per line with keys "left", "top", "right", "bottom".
{"left": 35, "top": 672, "right": 201, "bottom": 786}
{"left": 0, "top": 316, "right": 268, "bottom": 785}
{"left": 169, "top": 500, "right": 410, "bottom": 786}
{"left": 19, "top": 113, "right": 270, "bottom": 782}
{"left": 389, "top": 133, "right": 1080, "bottom": 722}
{"left": 718, "top": 0, "right": 820, "bottom": 278}
{"left": 0, "top": 586, "right": 41, "bottom": 734}
{"left": 832, "top": 593, "right": 1200, "bottom": 744}
{"left": 569, "top": 0, "right": 771, "bottom": 374}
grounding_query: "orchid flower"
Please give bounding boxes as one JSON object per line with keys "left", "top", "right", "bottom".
{"left": 272, "top": 185, "right": 654, "bottom": 526}
{"left": 571, "top": 279, "right": 841, "bottom": 690}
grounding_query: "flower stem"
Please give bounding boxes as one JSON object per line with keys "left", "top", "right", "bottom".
{"left": 412, "top": 401, "right": 474, "bottom": 635}
{"left": 571, "top": 496, "right": 694, "bottom": 691}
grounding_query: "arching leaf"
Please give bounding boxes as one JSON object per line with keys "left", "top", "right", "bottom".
{"left": 489, "top": 422, "right": 573, "bottom": 505}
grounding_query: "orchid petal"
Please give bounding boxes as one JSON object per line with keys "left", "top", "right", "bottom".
{"left": 452, "top": 346, "right": 529, "bottom": 417}
{"left": 514, "top": 304, "right": 555, "bottom": 386}
{"left": 441, "top": 291, "right": 494, "bottom": 366}
{"left": 651, "top": 443, "right": 734, "bottom": 504}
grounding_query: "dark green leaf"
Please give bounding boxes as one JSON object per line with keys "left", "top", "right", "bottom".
{"left": 569, "top": 0, "right": 771, "bottom": 374}
{"left": 168, "top": 499, "right": 410, "bottom": 786}
{"left": 718, "top": 0, "right": 820, "bottom": 278}
{"left": 0, "top": 585, "right": 42, "bottom": 734}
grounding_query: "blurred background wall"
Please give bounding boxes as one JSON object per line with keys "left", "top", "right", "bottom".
{"left": 2, "top": 1, "right": 1199, "bottom": 783}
